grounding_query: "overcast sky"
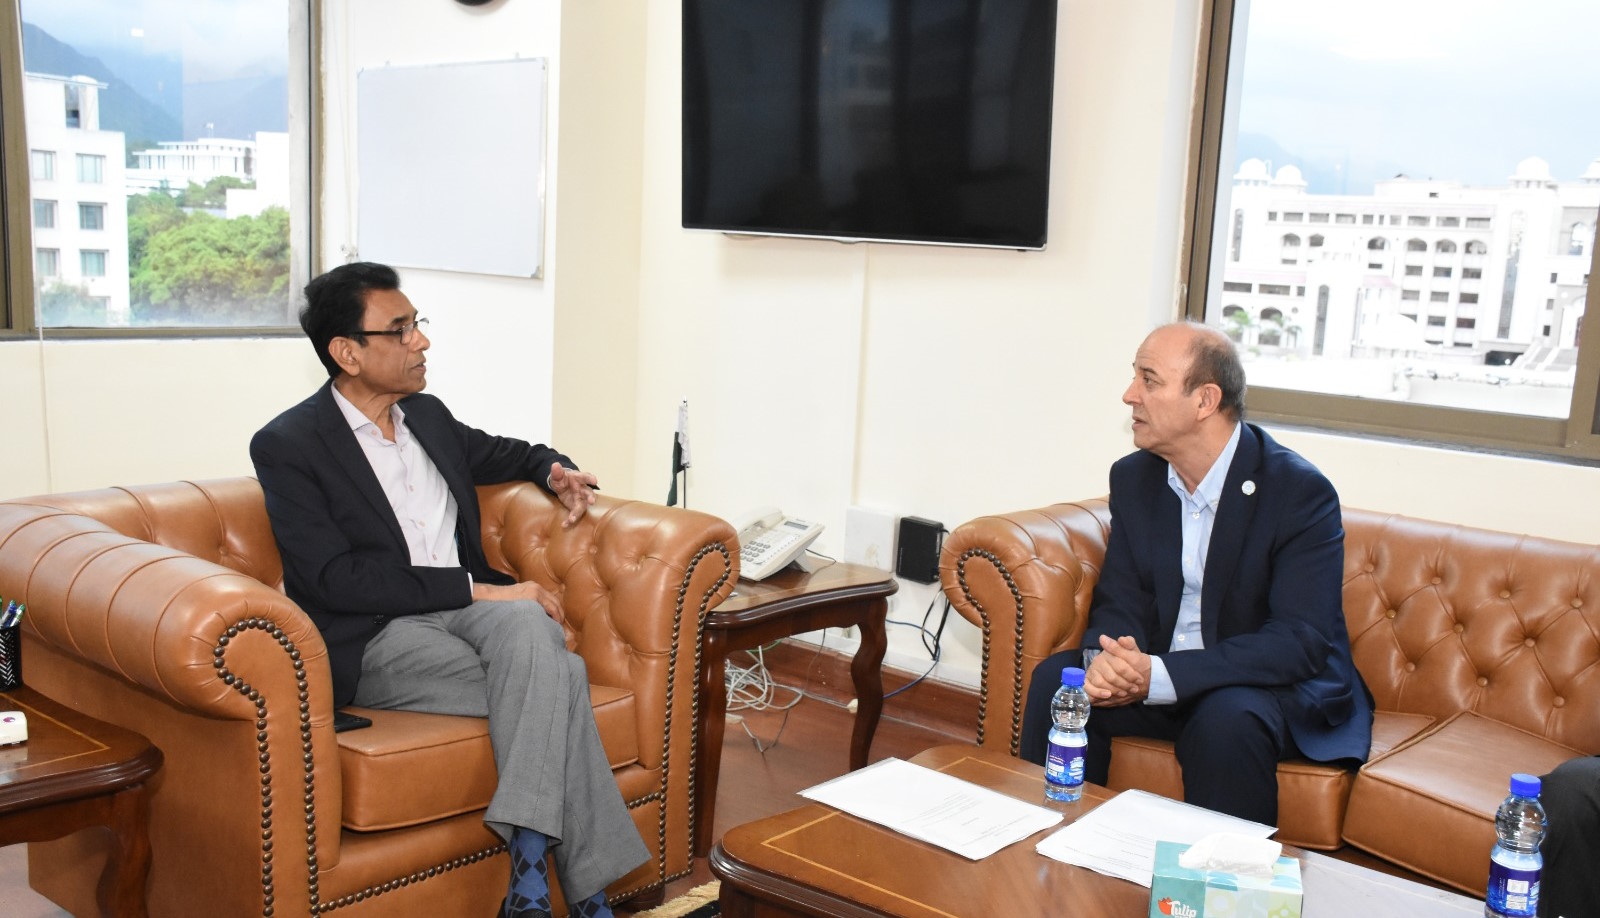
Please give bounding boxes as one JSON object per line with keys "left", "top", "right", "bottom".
{"left": 22, "top": 0, "right": 286, "bottom": 82}
{"left": 1235, "top": 0, "right": 1599, "bottom": 192}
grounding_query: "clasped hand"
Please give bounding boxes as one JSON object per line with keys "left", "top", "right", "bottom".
{"left": 1085, "top": 634, "right": 1152, "bottom": 707}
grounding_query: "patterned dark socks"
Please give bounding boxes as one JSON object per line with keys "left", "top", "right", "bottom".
{"left": 567, "top": 891, "right": 613, "bottom": 918}
{"left": 502, "top": 829, "right": 612, "bottom": 918}
{"left": 503, "top": 828, "right": 552, "bottom": 918}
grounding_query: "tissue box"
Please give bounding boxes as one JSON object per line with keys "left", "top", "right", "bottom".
{"left": 1149, "top": 840, "right": 1302, "bottom": 918}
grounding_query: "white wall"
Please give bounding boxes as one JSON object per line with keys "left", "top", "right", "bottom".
{"left": 0, "top": 0, "right": 573, "bottom": 501}
{"left": 621, "top": 0, "right": 1207, "bottom": 685}
{"left": 318, "top": 0, "right": 567, "bottom": 453}
{"left": 614, "top": 0, "right": 1600, "bottom": 689}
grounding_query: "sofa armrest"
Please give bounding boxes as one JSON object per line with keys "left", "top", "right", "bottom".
{"left": 477, "top": 483, "right": 736, "bottom": 883}
{"left": 0, "top": 499, "right": 346, "bottom": 893}
{"left": 938, "top": 499, "right": 1111, "bottom": 756}
{"left": 0, "top": 501, "right": 332, "bottom": 718}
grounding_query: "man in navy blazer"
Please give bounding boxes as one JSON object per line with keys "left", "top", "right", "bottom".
{"left": 251, "top": 262, "right": 644, "bottom": 918}
{"left": 1020, "top": 321, "right": 1372, "bottom": 825}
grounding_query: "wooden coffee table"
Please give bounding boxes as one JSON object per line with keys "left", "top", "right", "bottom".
{"left": 696, "top": 560, "right": 895, "bottom": 857}
{"left": 710, "top": 744, "right": 1483, "bottom": 917}
{"left": 0, "top": 687, "right": 163, "bottom": 917}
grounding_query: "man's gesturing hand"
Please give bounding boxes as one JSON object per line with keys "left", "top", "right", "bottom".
{"left": 472, "top": 580, "right": 565, "bottom": 624}
{"left": 1084, "top": 634, "right": 1152, "bottom": 707}
{"left": 548, "top": 461, "right": 599, "bottom": 528}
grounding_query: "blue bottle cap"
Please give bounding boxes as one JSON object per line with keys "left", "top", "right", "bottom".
{"left": 1060, "top": 666, "right": 1085, "bottom": 687}
{"left": 1509, "top": 773, "right": 1541, "bottom": 797}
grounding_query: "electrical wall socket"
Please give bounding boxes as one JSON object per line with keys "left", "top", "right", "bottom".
{"left": 844, "top": 505, "right": 897, "bottom": 572}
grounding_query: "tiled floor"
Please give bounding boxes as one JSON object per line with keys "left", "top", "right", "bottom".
{"left": 0, "top": 843, "right": 65, "bottom": 917}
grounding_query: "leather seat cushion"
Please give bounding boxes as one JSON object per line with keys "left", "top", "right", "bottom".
{"left": 1342, "top": 711, "right": 1581, "bottom": 895}
{"left": 338, "top": 685, "right": 639, "bottom": 831}
{"left": 1105, "top": 710, "right": 1437, "bottom": 851}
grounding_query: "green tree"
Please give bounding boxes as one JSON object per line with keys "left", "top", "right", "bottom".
{"left": 127, "top": 191, "right": 186, "bottom": 273}
{"left": 176, "top": 175, "right": 253, "bottom": 209}
{"left": 131, "top": 206, "right": 290, "bottom": 326}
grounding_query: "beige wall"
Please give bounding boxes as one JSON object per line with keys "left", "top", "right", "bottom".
{"left": 0, "top": 338, "right": 319, "bottom": 498}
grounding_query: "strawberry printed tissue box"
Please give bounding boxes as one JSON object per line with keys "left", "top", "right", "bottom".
{"left": 1149, "top": 840, "right": 1302, "bottom": 918}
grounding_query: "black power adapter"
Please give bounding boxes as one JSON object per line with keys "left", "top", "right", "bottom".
{"left": 895, "top": 516, "right": 945, "bottom": 584}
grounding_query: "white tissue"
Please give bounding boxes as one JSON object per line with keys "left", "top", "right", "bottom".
{"left": 1177, "top": 832, "right": 1282, "bottom": 877}
{"left": 0, "top": 710, "right": 26, "bottom": 746}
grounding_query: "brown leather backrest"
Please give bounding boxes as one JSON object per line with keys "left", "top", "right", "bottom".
{"left": 943, "top": 500, "right": 1600, "bottom": 757}
{"left": 1342, "top": 507, "right": 1600, "bottom": 753}
{"left": 18, "top": 478, "right": 286, "bottom": 591}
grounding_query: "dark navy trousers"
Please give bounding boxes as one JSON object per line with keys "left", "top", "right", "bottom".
{"left": 1021, "top": 649, "right": 1297, "bottom": 826}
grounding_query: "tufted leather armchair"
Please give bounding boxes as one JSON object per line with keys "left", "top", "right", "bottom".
{"left": 0, "top": 478, "right": 737, "bottom": 917}
{"left": 940, "top": 499, "right": 1598, "bottom": 895}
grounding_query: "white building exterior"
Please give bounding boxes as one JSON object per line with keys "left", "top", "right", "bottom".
{"left": 225, "top": 131, "right": 291, "bottom": 218}
{"left": 25, "top": 72, "right": 130, "bottom": 324}
{"left": 126, "top": 136, "right": 256, "bottom": 195}
{"left": 1216, "top": 157, "right": 1597, "bottom": 417}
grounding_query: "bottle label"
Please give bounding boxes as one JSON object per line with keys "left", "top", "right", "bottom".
{"left": 1486, "top": 860, "right": 1540, "bottom": 917}
{"left": 1045, "top": 733, "right": 1086, "bottom": 788}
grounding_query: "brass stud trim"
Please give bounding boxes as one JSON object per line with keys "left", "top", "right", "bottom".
{"left": 955, "top": 549, "right": 1025, "bottom": 756}
{"left": 214, "top": 618, "right": 320, "bottom": 917}
{"left": 679, "top": 541, "right": 733, "bottom": 885}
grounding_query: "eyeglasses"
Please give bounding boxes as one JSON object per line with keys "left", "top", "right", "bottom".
{"left": 357, "top": 316, "right": 429, "bottom": 345}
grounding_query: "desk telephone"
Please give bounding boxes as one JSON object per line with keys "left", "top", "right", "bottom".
{"left": 732, "top": 508, "right": 824, "bottom": 581}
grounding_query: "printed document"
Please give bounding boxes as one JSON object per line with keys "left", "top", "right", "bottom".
{"left": 1035, "top": 788, "right": 1276, "bottom": 886}
{"left": 798, "top": 757, "right": 1063, "bottom": 860}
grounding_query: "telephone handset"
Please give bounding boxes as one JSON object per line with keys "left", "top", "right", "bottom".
{"left": 731, "top": 507, "right": 824, "bottom": 581}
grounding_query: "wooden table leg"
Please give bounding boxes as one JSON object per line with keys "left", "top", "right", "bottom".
{"left": 695, "top": 629, "right": 730, "bottom": 858}
{"left": 98, "top": 782, "right": 153, "bottom": 918}
{"left": 848, "top": 598, "right": 888, "bottom": 771}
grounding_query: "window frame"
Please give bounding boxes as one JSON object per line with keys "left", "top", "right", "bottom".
{"left": 1182, "top": 0, "right": 1600, "bottom": 462}
{"left": 0, "top": 0, "right": 320, "bottom": 339}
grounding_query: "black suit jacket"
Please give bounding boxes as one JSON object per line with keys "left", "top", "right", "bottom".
{"left": 1082, "top": 422, "right": 1373, "bottom": 763}
{"left": 250, "top": 380, "right": 572, "bottom": 706}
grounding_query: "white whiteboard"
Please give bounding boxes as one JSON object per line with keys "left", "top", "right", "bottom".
{"left": 357, "top": 58, "right": 547, "bottom": 278}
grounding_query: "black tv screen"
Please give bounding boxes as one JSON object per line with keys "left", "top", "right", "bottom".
{"left": 683, "top": 0, "right": 1058, "bottom": 250}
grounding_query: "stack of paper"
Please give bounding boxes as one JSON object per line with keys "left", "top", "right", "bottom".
{"left": 798, "top": 758, "right": 1063, "bottom": 860}
{"left": 1035, "top": 789, "right": 1277, "bottom": 886}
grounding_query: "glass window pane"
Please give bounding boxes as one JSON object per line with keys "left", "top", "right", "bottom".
{"left": 29, "top": 149, "right": 54, "bottom": 180}
{"left": 75, "top": 152, "right": 102, "bottom": 183}
{"left": 80, "top": 249, "right": 107, "bottom": 276}
{"left": 32, "top": 199, "right": 55, "bottom": 228}
{"left": 1204, "top": 0, "right": 1599, "bottom": 420}
{"left": 20, "top": 0, "right": 299, "bottom": 329}
{"left": 35, "top": 248, "right": 59, "bottom": 277}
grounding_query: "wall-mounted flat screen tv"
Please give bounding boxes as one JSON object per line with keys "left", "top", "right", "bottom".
{"left": 683, "top": 0, "right": 1059, "bottom": 251}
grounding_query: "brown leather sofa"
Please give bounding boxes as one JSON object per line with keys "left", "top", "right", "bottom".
{"left": 940, "top": 498, "right": 1597, "bottom": 895}
{"left": 0, "top": 478, "right": 737, "bottom": 917}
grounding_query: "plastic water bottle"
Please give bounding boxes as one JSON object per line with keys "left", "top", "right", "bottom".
{"left": 1044, "top": 666, "right": 1090, "bottom": 802}
{"left": 1485, "top": 773, "right": 1547, "bottom": 918}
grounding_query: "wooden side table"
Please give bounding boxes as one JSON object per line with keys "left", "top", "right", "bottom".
{"left": 695, "top": 559, "right": 896, "bottom": 857}
{"left": 0, "top": 686, "right": 163, "bottom": 918}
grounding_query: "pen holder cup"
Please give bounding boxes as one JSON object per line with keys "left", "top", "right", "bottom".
{"left": 0, "top": 626, "right": 20, "bottom": 691}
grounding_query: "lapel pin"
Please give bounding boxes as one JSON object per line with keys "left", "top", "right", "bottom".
{"left": 1242, "top": 480, "right": 1256, "bottom": 496}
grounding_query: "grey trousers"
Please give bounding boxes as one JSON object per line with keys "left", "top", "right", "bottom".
{"left": 351, "top": 599, "right": 649, "bottom": 902}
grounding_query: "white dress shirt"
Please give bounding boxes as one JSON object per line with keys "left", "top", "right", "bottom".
{"left": 331, "top": 385, "right": 463, "bottom": 573}
{"left": 1143, "top": 422, "right": 1242, "bottom": 704}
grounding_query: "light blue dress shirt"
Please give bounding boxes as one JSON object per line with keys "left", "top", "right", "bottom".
{"left": 1142, "top": 422, "right": 1242, "bottom": 704}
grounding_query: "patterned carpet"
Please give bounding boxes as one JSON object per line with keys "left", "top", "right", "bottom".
{"left": 633, "top": 882, "right": 719, "bottom": 917}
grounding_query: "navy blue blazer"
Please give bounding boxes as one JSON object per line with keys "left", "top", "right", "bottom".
{"left": 1082, "top": 423, "right": 1372, "bottom": 763}
{"left": 250, "top": 380, "right": 572, "bottom": 706}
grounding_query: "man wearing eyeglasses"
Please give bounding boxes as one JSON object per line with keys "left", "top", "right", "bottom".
{"left": 250, "top": 262, "right": 645, "bottom": 918}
